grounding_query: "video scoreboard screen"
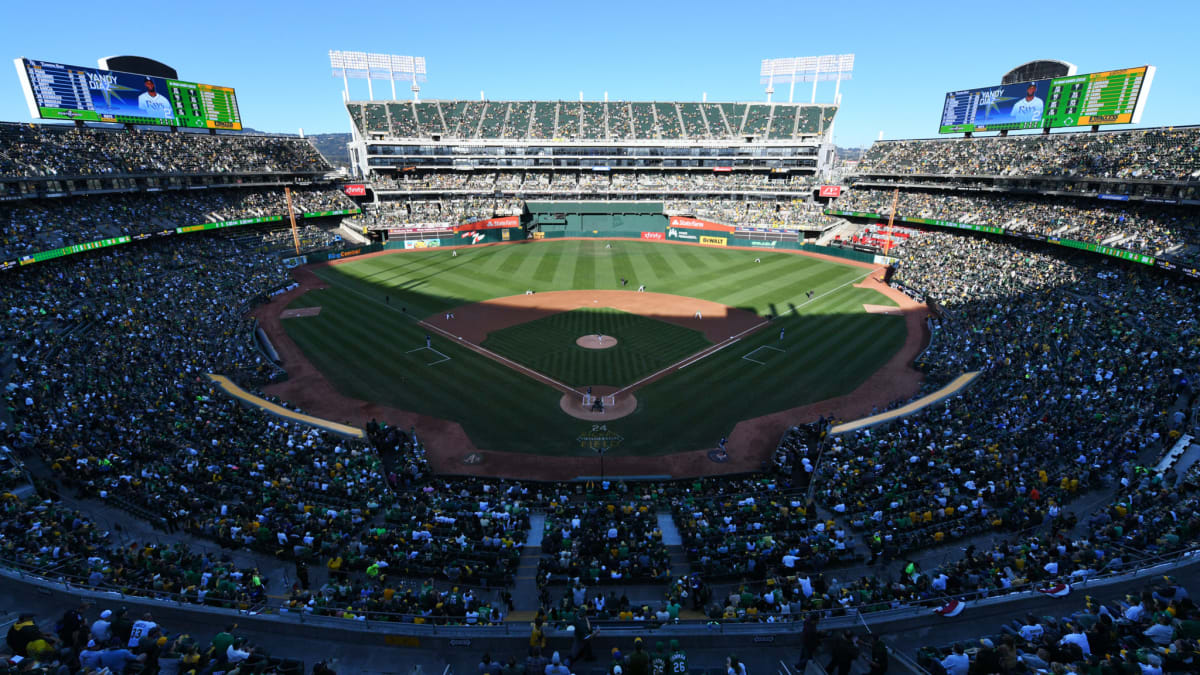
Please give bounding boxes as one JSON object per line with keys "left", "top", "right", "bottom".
{"left": 939, "top": 65, "right": 1153, "bottom": 134}
{"left": 14, "top": 57, "right": 243, "bottom": 130}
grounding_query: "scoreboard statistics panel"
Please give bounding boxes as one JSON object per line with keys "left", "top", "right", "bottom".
{"left": 939, "top": 65, "right": 1153, "bottom": 134}
{"left": 14, "top": 58, "right": 242, "bottom": 130}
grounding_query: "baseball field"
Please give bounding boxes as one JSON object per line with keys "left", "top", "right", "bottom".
{"left": 276, "top": 239, "right": 909, "bottom": 459}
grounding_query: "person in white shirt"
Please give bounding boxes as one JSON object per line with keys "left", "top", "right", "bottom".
{"left": 1059, "top": 626, "right": 1090, "bottom": 656}
{"left": 1017, "top": 617, "right": 1045, "bottom": 643}
{"left": 227, "top": 639, "right": 252, "bottom": 663}
{"left": 136, "top": 78, "right": 174, "bottom": 119}
{"left": 1011, "top": 83, "right": 1044, "bottom": 122}
{"left": 940, "top": 644, "right": 970, "bottom": 675}
{"left": 1143, "top": 615, "right": 1175, "bottom": 646}
{"left": 91, "top": 610, "right": 113, "bottom": 643}
{"left": 128, "top": 612, "right": 158, "bottom": 648}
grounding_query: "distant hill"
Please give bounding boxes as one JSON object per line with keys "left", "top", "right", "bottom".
{"left": 307, "top": 133, "right": 352, "bottom": 168}
{"left": 239, "top": 128, "right": 352, "bottom": 168}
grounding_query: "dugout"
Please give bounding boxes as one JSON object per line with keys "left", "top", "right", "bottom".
{"left": 524, "top": 201, "right": 666, "bottom": 237}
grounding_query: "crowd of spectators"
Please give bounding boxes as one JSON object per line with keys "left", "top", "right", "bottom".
{"left": 833, "top": 187, "right": 1200, "bottom": 262}
{"left": 538, "top": 497, "right": 671, "bottom": 588}
{"left": 920, "top": 574, "right": 1199, "bottom": 675}
{"left": 857, "top": 127, "right": 1200, "bottom": 182}
{"left": 362, "top": 198, "right": 517, "bottom": 227}
{"left": 0, "top": 123, "right": 328, "bottom": 178}
{"left": 0, "top": 188, "right": 356, "bottom": 260}
{"left": 3, "top": 602, "right": 305, "bottom": 674}
{"left": 368, "top": 171, "right": 814, "bottom": 194}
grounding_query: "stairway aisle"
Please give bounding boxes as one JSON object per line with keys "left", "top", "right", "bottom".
{"left": 508, "top": 512, "right": 545, "bottom": 618}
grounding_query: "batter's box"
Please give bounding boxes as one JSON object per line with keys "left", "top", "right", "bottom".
{"left": 405, "top": 345, "right": 452, "bottom": 366}
{"left": 742, "top": 344, "right": 786, "bottom": 365}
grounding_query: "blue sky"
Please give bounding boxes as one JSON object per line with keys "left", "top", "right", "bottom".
{"left": 2, "top": 0, "right": 1195, "bottom": 147}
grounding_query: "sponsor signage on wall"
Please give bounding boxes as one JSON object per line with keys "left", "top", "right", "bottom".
{"left": 819, "top": 185, "right": 843, "bottom": 198}
{"left": 456, "top": 216, "right": 520, "bottom": 231}
{"left": 667, "top": 216, "right": 734, "bottom": 232}
{"left": 343, "top": 184, "right": 367, "bottom": 196}
{"left": 640, "top": 232, "right": 665, "bottom": 241}
{"left": 699, "top": 235, "right": 727, "bottom": 247}
{"left": 403, "top": 239, "right": 442, "bottom": 249}
{"left": 666, "top": 228, "right": 698, "bottom": 241}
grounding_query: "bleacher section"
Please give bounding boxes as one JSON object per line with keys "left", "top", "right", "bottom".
{"left": 345, "top": 100, "right": 838, "bottom": 140}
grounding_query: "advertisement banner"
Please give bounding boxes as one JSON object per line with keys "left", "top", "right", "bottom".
{"left": 819, "top": 186, "right": 843, "bottom": 198}
{"left": 403, "top": 239, "right": 442, "bottom": 249}
{"left": 327, "top": 248, "right": 365, "bottom": 260}
{"left": 343, "top": 184, "right": 367, "bottom": 197}
{"left": 666, "top": 227, "right": 699, "bottom": 242}
{"left": 282, "top": 255, "right": 306, "bottom": 268}
{"left": 749, "top": 240, "right": 778, "bottom": 248}
{"left": 699, "top": 235, "right": 727, "bottom": 247}
{"left": 456, "top": 216, "right": 520, "bottom": 231}
{"left": 640, "top": 232, "right": 665, "bottom": 241}
{"left": 667, "top": 216, "right": 734, "bottom": 233}
{"left": 301, "top": 208, "right": 362, "bottom": 219}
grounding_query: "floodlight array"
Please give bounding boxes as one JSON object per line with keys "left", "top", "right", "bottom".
{"left": 760, "top": 54, "right": 855, "bottom": 84}
{"left": 330, "top": 50, "right": 426, "bottom": 81}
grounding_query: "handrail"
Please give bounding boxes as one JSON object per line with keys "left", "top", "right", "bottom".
{"left": 4, "top": 541, "right": 1197, "bottom": 635}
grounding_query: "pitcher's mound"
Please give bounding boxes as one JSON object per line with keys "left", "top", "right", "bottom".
{"left": 560, "top": 389, "right": 638, "bottom": 421}
{"left": 576, "top": 335, "right": 618, "bottom": 350}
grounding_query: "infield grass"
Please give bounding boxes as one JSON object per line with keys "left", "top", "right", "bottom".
{"left": 283, "top": 240, "right": 906, "bottom": 457}
{"left": 480, "top": 308, "right": 710, "bottom": 388}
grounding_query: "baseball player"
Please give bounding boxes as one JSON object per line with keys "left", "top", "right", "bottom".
{"left": 137, "top": 78, "right": 174, "bottom": 119}
{"left": 1011, "top": 82, "right": 1044, "bottom": 122}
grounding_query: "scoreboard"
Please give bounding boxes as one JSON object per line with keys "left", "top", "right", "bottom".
{"left": 14, "top": 57, "right": 242, "bottom": 130}
{"left": 939, "top": 65, "right": 1154, "bottom": 134}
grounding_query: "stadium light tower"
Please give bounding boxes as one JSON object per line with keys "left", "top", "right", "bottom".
{"left": 330, "top": 50, "right": 426, "bottom": 101}
{"left": 760, "top": 54, "right": 854, "bottom": 103}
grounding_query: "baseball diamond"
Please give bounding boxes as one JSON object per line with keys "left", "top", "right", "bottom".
{"left": 262, "top": 238, "right": 917, "bottom": 473}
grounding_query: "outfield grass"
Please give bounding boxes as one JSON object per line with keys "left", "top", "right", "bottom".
{"left": 480, "top": 308, "right": 710, "bottom": 387}
{"left": 283, "top": 240, "right": 905, "bottom": 457}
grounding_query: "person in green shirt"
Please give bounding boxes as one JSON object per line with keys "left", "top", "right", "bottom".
{"left": 668, "top": 640, "right": 688, "bottom": 675}
{"left": 211, "top": 624, "right": 236, "bottom": 655}
{"left": 650, "top": 642, "right": 668, "bottom": 675}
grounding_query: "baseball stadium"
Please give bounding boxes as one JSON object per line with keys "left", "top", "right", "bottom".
{"left": 2, "top": 15, "right": 1200, "bottom": 675}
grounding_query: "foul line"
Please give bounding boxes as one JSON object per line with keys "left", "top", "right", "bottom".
{"left": 773, "top": 269, "right": 877, "bottom": 320}
{"left": 317, "top": 274, "right": 580, "bottom": 396}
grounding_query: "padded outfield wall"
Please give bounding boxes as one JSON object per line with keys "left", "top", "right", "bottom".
{"left": 524, "top": 201, "right": 666, "bottom": 236}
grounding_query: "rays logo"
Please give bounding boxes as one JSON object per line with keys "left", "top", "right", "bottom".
{"left": 460, "top": 231, "right": 485, "bottom": 244}
{"left": 977, "top": 87, "right": 1011, "bottom": 120}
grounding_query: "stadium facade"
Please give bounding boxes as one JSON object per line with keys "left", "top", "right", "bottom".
{"left": 344, "top": 99, "right": 842, "bottom": 240}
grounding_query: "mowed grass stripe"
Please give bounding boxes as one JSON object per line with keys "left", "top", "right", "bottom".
{"left": 546, "top": 241, "right": 581, "bottom": 289}
{"left": 530, "top": 245, "right": 561, "bottom": 285}
{"left": 571, "top": 244, "right": 596, "bottom": 289}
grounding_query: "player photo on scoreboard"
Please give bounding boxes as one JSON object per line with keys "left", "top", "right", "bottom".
{"left": 87, "top": 67, "right": 176, "bottom": 121}
{"left": 979, "top": 80, "right": 1050, "bottom": 126}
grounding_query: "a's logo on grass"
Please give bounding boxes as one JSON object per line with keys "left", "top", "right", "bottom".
{"left": 462, "top": 452, "right": 484, "bottom": 465}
